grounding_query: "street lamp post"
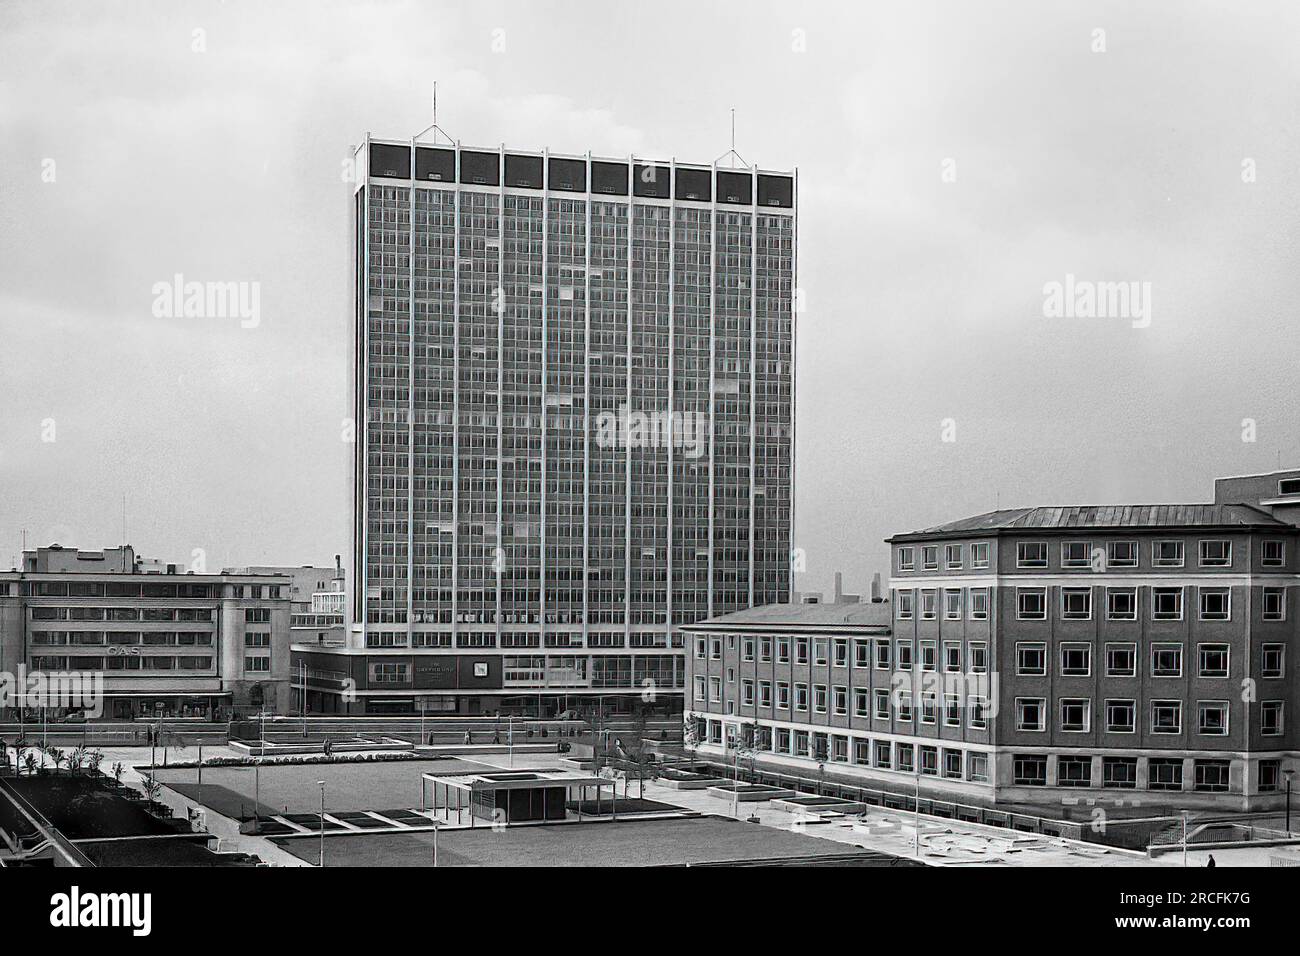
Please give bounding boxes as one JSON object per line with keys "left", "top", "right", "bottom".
{"left": 317, "top": 780, "right": 326, "bottom": 867}
{"left": 253, "top": 760, "right": 260, "bottom": 833}
{"left": 1285, "top": 770, "right": 1294, "bottom": 833}
{"left": 914, "top": 760, "right": 922, "bottom": 857}
{"left": 1181, "top": 809, "right": 1189, "bottom": 868}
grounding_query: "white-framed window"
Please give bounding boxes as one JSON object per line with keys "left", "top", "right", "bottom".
{"left": 1105, "top": 642, "right": 1136, "bottom": 677}
{"left": 1262, "top": 539, "right": 1286, "bottom": 568}
{"left": 921, "top": 546, "right": 939, "bottom": 570}
{"left": 1016, "top": 697, "right": 1046, "bottom": 732}
{"left": 874, "top": 688, "right": 890, "bottom": 720}
{"left": 1107, "top": 540, "right": 1138, "bottom": 567}
{"left": 760, "top": 637, "right": 772, "bottom": 662}
{"left": 1199, "top": 587, "right": 1231, "bottom": 621}
{"left": 1262, "top": 700, "right": 1284, "bottom": 736}
{"left": 709, "top": 677, "right": 722, "bottom": 702}
{"left": 943, "top": 589, "right": 962, "bottom": 620}
{"left": 970, "top": 542, "right": 990, "bottom": 569}
{"left": 742, "top": 637, "right": 755, "bottom": 661}
{"left": 854, "top": 639, "right": 870, "bottom": 668}
{"left": 795, "top": 638, "right": 809, "bottom": 664}
{"left": 693, "top": 676, "right": 706, "bottom": 701}
{"left": 895, "top": 641, "right": 913, "bottom": 671}
{"left": 813, "top": 684, "right": 827, "bottom": 713}
{"left": 1017, "top": 588, "right": 1047, "bottom": 620}
{"left": 1199, "top": 539, "right": 1231, "bottom": 568}
{"left": 1106, "top": 587, "right": 1137, "bottom": 620}
{"left": 969, "top": 642, "right": 988, "bottom": 673}
{"left": 1263, "top": 587, "right": 1286, "bottom": 621}
{"left": 777, "top": 682, "right": 790, "bottom": 709}
{"left": 945, "top": 544, "right": 963, "bottom": 569}
{"left": 710, "top": 638, "right": 722, "bottom": 660}
{"left": 920, "top": 589, "right": 938, "bottom": 620}
{"left": 1152, "top": 586, "right": 1183, "bottom": 621}
{"left": 1017, "top": 541, "right": 1047, "bottom": 568}
{"left": 1061, "top": 541, "right": 1092, "bottom": 568}
{"left": 759, "top": 680, "right": 772, "bottom": 707}
{"left": 1151, "top": 644, "right": 1183, "bottom": 678}
{"left": 874, "top": 740, "right": 892, "bottom": 769}
{"left": 943, "top": 694, "right": 961, "bottom": 727}
{"left": 1016, "top": 642, "right": 1047, "bottom": 676}
{"left": 1197, "top": 643, "right": 1230, "bottom": 678}
{"left": 968, "top": 696, "right": 988, "bottom": 729}
{"left": 896, "top": 546, "right": 915, "bottom": 571}
{"left": 777, "top": 638, "right": 790, "bottom": 663}
{"left": 695, "top": 637, "right": 707, "bottom": 659}
{"left": 920, "top": 641, "right": 937, "bottom": 671}
{"left": 874, "top": 640, "right": 891, "bottom": 670}
{"left": 943, "top": 641, "right": 962, "bottom": 673}
{"left": 1197, "top": 700, "right": 1229, "bottom": 736}
{"left": 969, "top": 587, "right": 989, "bottom": 620}
{"left": 813, "top": 638, "right": 828, "bottom": 665}
{"left": 895, "top": 590, "right": 914, "bottom": 620}
{"left": 794, "top": 683, "right": 808, "bottom": 711}
{"left": 1151, "top": 700, "right": 1182, "bottom": 734}
{"left": 854, "top": 688, "right": 869, "bottom": 718}
{"left": 942, "top": 749, "right": 963, "bottom": 779}
{"left": 741, "top": 679, "right": 754, "bottom": 706}
{"left": 1105, "top": 699, "right": 1136, "bottom": 733}
{"left": 1060, "top": 643, "right": 1091, "bottom": 677}
{"left": 832, "top": 638, "right": 848, "bottom": 667}
{"left": 1061, "top": 587, "right": 1092, "bottom": 620}
{"left": 968, "top": 751, "right": 990, "bottom": 782}
{"left": 920, "top": 692, "right": 938, "bottom": 725}
{"left": 833, "top": 685, "right": 847, "bottom": 716}
{"left": 1059, "top": 698, "right": 1091, "bottom": 732}
{"left": 1262, "top": 643, "right": 1285, "bottom": 679}
{"left": 1152, "top": 540, "right": 1184, "bottom": 567}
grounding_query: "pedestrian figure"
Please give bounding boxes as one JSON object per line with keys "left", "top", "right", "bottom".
{"left": 1207, "top": 854, "right": 1216, "bottom": 868}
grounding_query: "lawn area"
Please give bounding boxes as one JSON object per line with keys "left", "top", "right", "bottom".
{"left": 151, "top": 757, "right": 495, "bottom": 817}
{"left": 7, "top": 775, "right": 179, "bottom": 840}
{"left": 270, "top": 815, "right": 905, "bottom": 867}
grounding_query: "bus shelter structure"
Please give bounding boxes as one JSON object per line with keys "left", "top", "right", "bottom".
{"left": 421, "top": 770, "right": 617, "bottom": 827}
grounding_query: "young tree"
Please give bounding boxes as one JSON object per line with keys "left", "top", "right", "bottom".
{"left": 112, "top": 761, "right": 126, "bottom": 786}
{"left": 22, "top": 751, "right": 39, "bottom": 777}
{"left": 46, "top": 747, "right": 66, "bottom": 775}
{"left": 69, "top": 745, "right": 89, "bottom": 776}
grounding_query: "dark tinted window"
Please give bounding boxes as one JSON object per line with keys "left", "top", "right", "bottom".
{"left": 370, "top": 143, "right": 410, "bottom": 179}
{"left": 504, "top": 154, "right": 543, "bottom": 189}
{"left": 717, "top": 170, "right": 753, "bottom": 205}
{"left": 675, "top": 168, "right": 711, "bottom": 202}
{"left": 415, "top": 147, "right": 455, "bottom": 182}
{"left": 633, "top": 163, "right": 670, "bottom": 198}
{"left": 459, "top": 150, "right": 500, "bottom": 186}
{"left": 591, "top": 161, "right": 628, "bottom": 195}
{"left": 548, "top": 158, "right": 586, "bottom": 192}
{"left": 757, "top": 174, "right": 793, "bottom": 208}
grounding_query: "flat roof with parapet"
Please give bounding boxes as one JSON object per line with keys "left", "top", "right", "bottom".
{"left": 683, "top": 600, "right": 892, "bottom": 633}
{"left": 422, "top": 769, "right": 611, "bottom": 792}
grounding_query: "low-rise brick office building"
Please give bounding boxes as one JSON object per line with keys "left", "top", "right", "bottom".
{"left": 685, "top": 469, "right": 1300, "bottom": 810}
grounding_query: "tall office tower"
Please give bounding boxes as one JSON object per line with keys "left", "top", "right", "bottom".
{"left": 295, "top": 136, "right": 795, "bottom": 718}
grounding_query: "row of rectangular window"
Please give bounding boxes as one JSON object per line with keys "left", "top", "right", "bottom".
{"left": 696, "top": 677, "right": 989, "bottom": 729}
{"left": 699, "top": 719, "right": 989, "bottom": 781}
{"left": 696, "top": 635, "right": 987, "bottom": 672}
{"left": 897, "top": 538, "right": 1287, "bottom": 571}
{"left": 895, "top": 585, "right": 1288, "bottom": 622}
{"left": 1011, "top": 754, "right": 1251, "bottom": 792}
{"left": 1013, "top": 641, "right": 1282, "bottom": 678}
{"left": 1012, "top": 697, "right": 1283, "bottom": 735}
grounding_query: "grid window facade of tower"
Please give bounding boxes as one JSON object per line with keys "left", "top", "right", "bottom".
{"left": 353, "top": 144, "right": 795, "bottom": 696}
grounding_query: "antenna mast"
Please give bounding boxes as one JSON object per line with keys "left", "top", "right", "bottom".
{"left": 415, "top": 80, "right": 455, "bottom": 146}
{"left": 714, "top": 107, "right": 749, "bottom": 169}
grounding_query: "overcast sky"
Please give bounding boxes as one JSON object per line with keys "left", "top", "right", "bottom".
{"left": 1, "top": 0, "right": 1297, "bottom": 593}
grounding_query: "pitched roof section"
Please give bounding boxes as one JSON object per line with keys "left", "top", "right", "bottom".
{"left": 890, "top": 504, "right": 1289, "bottom": 541}
{"left": 684, "top": 601, "right": 892, "bottom": 630}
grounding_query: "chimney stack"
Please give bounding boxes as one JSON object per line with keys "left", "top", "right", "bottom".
{"left": 871, "top": 572, "right": 883, "bottom": 603}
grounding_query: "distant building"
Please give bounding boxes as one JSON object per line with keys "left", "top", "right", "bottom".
{"left": 686, "top": 470, "right": 1300, "bottom": 811}
{"left": 233, "top": 558, "right": 346, "bottom": 647}
{"left": 0, "top": 545, "right": 292, "bottom": 720}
